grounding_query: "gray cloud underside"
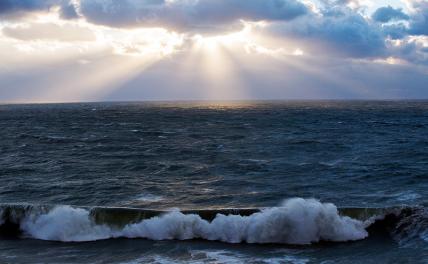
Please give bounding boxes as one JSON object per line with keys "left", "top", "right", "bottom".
{"left": 266, "top": 8, "right": 386, "bottom": 58}
{"left": 0, "top": 0, "right": 426, "bottom": 37}
{"left": 79, "top": 0, "right": 308, "bottom": 32}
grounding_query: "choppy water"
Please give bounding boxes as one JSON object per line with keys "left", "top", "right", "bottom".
{"left": 0, "top": 101, "right": 428, "bottom": 263}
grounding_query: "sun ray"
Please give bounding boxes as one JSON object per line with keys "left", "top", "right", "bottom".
{"left": 26, "top": 54, "right": 160, "bottom": 103}
{"left": 197, "top": 42, "right": 245, "bottom": 100}
{"left": 166, "top": 32, "right": 252, "bottom": 101}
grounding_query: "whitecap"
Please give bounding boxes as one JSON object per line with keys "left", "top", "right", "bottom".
{"left": 135, "top": 194, "right": 164, "bottom": 203}
{"left": 20, "top": 198, "right": 368, "bottom": 244}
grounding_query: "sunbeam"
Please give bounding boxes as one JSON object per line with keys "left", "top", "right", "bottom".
{"left": 192, "top": 37, "right": 246, "bottom": 100}
{"left": 31, "top": 55, "right": 160, "bottom": 103}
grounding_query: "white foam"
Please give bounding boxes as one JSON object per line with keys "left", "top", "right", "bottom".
{"left": 135, "top": 194, "right": 164, "bottom": 202}
{"left": 190, "top": 250, "right": 310, "bottom": 264}
{"left": 21, "top": 206, "right": 111, "bottom": 242}
{"left": 395, "top": 191, "right": 421, "bottom": 202}
{"left": 20, "top": 198, "right": 368, "bottom": 244}
{"left": 120, "top": 250, "right": 310, "bottom": 264}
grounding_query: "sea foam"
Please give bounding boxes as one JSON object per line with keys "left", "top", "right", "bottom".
{"left": 20, "top": 198, "right": 368, "bottom": 244}
{"left": 120, "top": 250, "right": 311, "bottom": 264}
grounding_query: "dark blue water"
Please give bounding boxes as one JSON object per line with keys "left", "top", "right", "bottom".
{"left": 1, "top": 101, "right": 428, "bottom": 263}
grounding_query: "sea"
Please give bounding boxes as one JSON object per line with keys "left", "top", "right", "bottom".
{"left": 0, "top": 101, "right": 427, "bottom": 263}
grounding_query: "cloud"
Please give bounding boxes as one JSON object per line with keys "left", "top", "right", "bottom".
{"left": 59, "top": 1, "right": 78, "bottom": 19}
{"left": 2, "top": 22, "right": 95, "bottom": 42}
{"left": 314, "top": 0, "right": 372, "bottom": 13}
{"left": 373, "top": 1, "right": 427, "bottom": 38}
{"left": 0, "top": 0, "right": 45, "bottom": 12}
{"left": 79, "top": 0, "right": 308, "bottom": 32}
{"left": 312, "top": 12, "right": 385, "bottom": 57}
{"left": 372, "top": 6, "right": 409, "bottom": 23}
{"left": 0, "top": 0, "right": 78, "bottom": 19}
{"left": 0, "top": 0, "right": 51, "bottom": 16}
{"left": 407, "top": 0, "right": 428, "bottom": 36}
{"left": 264, "top": 6, "right": 386, "bottom": 58}
{"left": 261, "top": 1, "right": 426, "bottom": 61}
{"left": 387, "top": 36, "right": 428, "bottom": 66}
{"left": 1, "top": 0, "right": 428, "bottom": 69}
{"left": 381, "top": 23, "right": 408, "bottom": 39}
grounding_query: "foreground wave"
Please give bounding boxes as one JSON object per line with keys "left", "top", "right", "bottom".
{"left": 0, "top": 198, "right": 426, "bottom": 245}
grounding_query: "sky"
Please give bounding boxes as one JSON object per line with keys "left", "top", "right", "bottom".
{"left": 0, "top": 0, "right": 427, "bottom": 103}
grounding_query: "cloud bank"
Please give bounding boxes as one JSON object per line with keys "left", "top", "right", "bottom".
{"left": 1, "top": 0, "right": 426, "bottom": 59}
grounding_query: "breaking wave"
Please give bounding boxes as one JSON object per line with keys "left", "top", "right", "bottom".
{"left": 0, "top": 198, "right": 425, "bottom": 245}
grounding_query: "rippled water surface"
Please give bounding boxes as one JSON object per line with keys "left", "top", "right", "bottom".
{"left": 1, "top": 101, "right": 428, "bottom": 263}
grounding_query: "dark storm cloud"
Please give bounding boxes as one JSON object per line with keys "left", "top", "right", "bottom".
{"left": 372, "top": 6, "right": 409, "bottom": 23}
{"left": 79, "top": 0, "right": 308, "bottom": 32}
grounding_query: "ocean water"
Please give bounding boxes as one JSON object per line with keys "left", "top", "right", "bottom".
{"left": 0, "top": 101, "right": 427, "bottom": 263}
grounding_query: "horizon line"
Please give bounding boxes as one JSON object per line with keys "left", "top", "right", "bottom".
{"left": 2, "top": 98, "right": 428, "bottom": 106}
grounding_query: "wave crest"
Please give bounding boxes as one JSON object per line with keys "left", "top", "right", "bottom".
{"left": 13, "top": 198, "right": 367, "bottom": 244}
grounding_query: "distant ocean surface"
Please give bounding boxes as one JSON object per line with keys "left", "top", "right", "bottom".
{"left": 1, "top": 101, "right": 428, "bottom": 263}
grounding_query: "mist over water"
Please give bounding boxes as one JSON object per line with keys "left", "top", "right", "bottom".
{"left": 1, "top": 101, "right": 428, "bottom": 263}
